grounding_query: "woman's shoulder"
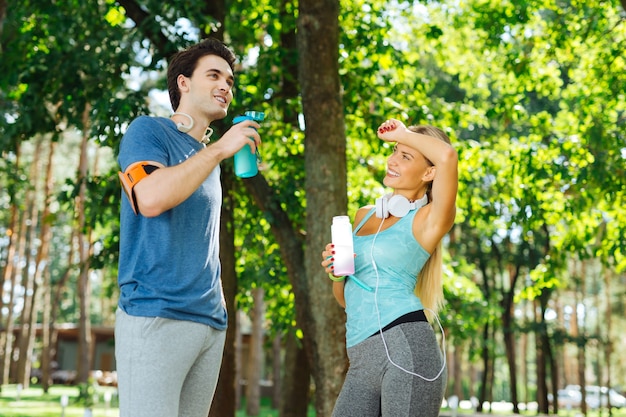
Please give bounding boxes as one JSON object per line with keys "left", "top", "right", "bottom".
{"left": 354, "top": 205, "right": 375, "bottom": 222}
{"left": 352, "top": 206, "right": 376, "bottom": 232}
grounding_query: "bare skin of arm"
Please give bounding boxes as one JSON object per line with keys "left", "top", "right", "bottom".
{"left": 132, "top": 119, "right": 260, "bottom": 218}
{"left": 377, "top": 118, "right": 458, "bottom": 253}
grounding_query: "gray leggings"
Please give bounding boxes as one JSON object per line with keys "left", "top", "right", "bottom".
{"left": 115, "top": 308, "right": 226, "bottom": 417}
{"left": 333, "top": 321, "right": 446, "bottom": 417}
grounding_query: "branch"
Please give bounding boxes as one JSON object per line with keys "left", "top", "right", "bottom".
{"left": 116, "top": 0, "right": 177, "bottom": 62}
{"left": 243, "top": 174, "right": 306, "bottom": 284}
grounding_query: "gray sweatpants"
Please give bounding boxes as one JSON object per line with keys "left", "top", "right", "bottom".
{"left": 115, "top": 308, "right": 226, "bottom": 417}
{"left": 333, "top": 321, "right": 446, "bottom": 417}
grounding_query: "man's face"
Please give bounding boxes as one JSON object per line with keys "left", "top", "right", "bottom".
{"left": 182, "top": 54, "right": 235, "bottom": 121}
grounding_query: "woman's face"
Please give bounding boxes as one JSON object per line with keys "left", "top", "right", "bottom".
{"left": 382, "top": 143, "right": 432, "bottom": 195}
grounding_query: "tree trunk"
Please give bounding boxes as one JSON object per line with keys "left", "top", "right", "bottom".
{"left": 452, "top": 344, "right": 463, "bottom": 399}
{"left": 537, "top": 289, "right": 559, "bottom": 415}
{"left": 593, "top": 268, "right": 603, "bottom": 417}
{"left": 44, "top": 263, "right": 74, "bottom": 390}
{"left": 535, "top": 298, "right": 549, "bottom": 414}
{"left": 502, "top": 314, "right": 519, "bottom": 413}
{"left": 5, "top": 143, "right": 38, "bottom": 385}
{"left": 76, "top": 105, "right": 93, "bottom": 384}
{"left": 39, "top": 139, "right": 56, "bottom": 393}
{"left": 235, "top": 311, "right": 243, "bottom": 411}
{"left": 26, "top": 137, "right": 55, "bottom": 390}
{"left": 298, "top": 0, "right": 347, "bottom": 415}
{"left": 486, "top": 352, "right": 494, "bottom": 410}
{"left": 519, "top": 315, "right": 528, "bottom": 405}
{"left": 3, "top": 210, "right": 24, "bottom": 384}
{"left": 547, "top": 326, "right": 558, "bottom": 415}
{"left": 15, "top": 138, "right": 42, "bottom": 389}
{"left": 477, "top": 322, "right": 491, "bottom": 412}
{"left": 245, "top": 287, "right": 265, "bottom": 416}
{"left": 0, "top": 144, "right": 21, "bottom": 386}
{"left": 271, "top": 334, "right": 282, "bottom": 409}
{"left": 469, "top": 362, "right": 477, "bottom": 400}
{"left": 603, "top": 267, "right": 613, "bottom": 410}
{"left": 501, "top": 264, "right": 519, "bottom": 414}
{"left": 0, "top": 0, "right": 6, "bottom": 52}
{"left": 280, "top": 330, "right": 310, "bottom": 417}
{"left": 210, "top": 166, "right": 237, "bottom": 417}
{"left": 573, "top": 261, "right": 587, "bottom": 416}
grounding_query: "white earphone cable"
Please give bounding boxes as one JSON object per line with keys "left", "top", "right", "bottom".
{"left": 370, "top": 216, "right": 447, "bottom": 381}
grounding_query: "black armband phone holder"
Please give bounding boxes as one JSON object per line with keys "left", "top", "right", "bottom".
{"left": 118, "top": 162, "right": 159, "bottom": 215}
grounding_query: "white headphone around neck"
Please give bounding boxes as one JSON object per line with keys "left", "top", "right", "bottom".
{"left": 173, "top": 112, "right": 194, "bottom": 133}
{"left": 375, "top": 193, "right": 428, "bottom": 219}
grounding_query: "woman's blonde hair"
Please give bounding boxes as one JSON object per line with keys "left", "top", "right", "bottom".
{"left": 407, "top": 125, "right": 451, "bottom": 318}
{"left": 416, "top": 242, "right": 444, "bottom": 318}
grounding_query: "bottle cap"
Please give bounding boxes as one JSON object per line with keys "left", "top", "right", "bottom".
{"left": 333, "top": 215, "right": 350, "bottom": 223}
{"left": 244, "top": 111, "right": 265, "bottom": 121}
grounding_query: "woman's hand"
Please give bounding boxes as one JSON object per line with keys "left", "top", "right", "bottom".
{"left": 321, "top": 243, "right": 335, "bottom": 275}
{"left": 322, "top": 243, "right": 347, "bottom": 307}
{"left": 377, "top": 118, "right": 407, "bottom": 142}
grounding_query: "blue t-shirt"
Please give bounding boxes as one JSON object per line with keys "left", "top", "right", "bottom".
{"left": 117, "top": 116, "right": 226, "bottom": 329}
{"left": 344, "top": 208, "right": 430, "bottom": 347}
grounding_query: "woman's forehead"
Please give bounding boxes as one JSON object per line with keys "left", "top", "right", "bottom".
{"left": 394, "top": 143, "right": 429, "bottom": 163}
{"left": 395, "top": 143, "right": 418, "bottom": 156}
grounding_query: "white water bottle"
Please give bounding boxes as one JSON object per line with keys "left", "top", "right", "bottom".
{"left": 331, "top": 215, "right": 355, "bottom": 276}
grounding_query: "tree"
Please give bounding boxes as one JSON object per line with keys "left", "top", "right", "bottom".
{"left": 297, "top": 0, "right": 347, "bottom": 414}
{"left": 1, "top": 0, "right": 626, "bottom": 414}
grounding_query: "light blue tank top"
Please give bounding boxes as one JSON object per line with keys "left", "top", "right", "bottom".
{"left": 344, "top": 207, "right": 430, "bottom": 347}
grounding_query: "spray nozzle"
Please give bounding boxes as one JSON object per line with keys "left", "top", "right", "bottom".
{"left": 244, "top": 111, "right": 265, "bottom": 122}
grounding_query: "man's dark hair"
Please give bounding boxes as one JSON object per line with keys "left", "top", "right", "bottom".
{"left": 167, "top": 38, "right": 237, "bottom": 111}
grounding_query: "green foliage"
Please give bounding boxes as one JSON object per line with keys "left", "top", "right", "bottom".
{"left": 75, "top": 381, "right": 96, "bottom": 408}
{"left": 1, "top": 0, "right": 134, "bottom": 140}
{"left": 2, "top": 0, "right": 626, "bottom": 398}
{"left": 442, "top": 253, "right": 491, "bottom": 344}
{"left": 215, "top": 0, "right": 306, "bottom": 333}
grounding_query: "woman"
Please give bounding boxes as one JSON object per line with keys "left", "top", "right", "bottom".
{"left": 321, "top": 118, "right": 458, "bottom": 417}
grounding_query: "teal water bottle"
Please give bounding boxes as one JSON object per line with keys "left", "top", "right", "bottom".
{"left": 233, "top": 111, "right": 265, "bottom": 178}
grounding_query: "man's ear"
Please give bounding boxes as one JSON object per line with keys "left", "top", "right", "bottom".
{"left": 177, "top": 74, "right": 190, "bottom": 92}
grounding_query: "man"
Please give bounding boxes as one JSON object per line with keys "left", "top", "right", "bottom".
{"left": 115, "top": 38, "right": 261, "bottom": 417}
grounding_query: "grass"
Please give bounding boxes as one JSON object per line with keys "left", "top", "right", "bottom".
{"left": 2, "top": 384, "right": 626, "bottom": 417}
{"left": 441, "top": 405, "right": 626, "bottom": 417}
{"left": 0, "top": 384, "right": 296, "bottom": 417}
{"left": 0, "top": 384, "right": 117, "bottom": 417}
